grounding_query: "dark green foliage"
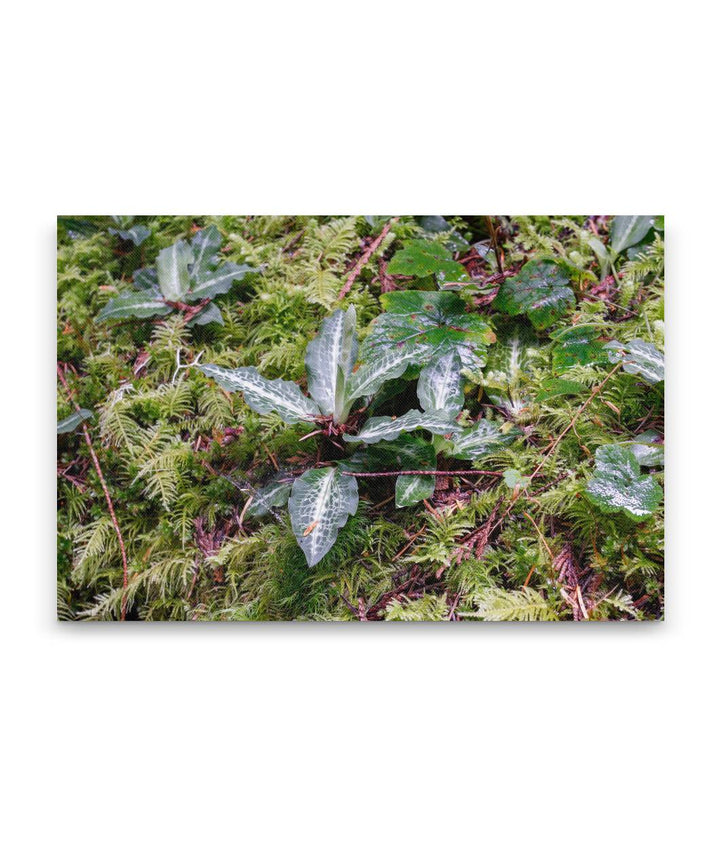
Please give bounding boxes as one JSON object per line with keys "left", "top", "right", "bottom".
{"left": 57, "top": 215, "right": 664, "bottom": 621}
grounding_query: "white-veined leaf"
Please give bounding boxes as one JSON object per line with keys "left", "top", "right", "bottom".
{"left": 610, "top": 216, "right": 656, "bottom": 255}
{"left": 190, "top": 225, "right": 223, "bottom": 280}
{"left": 605, "top": 339, "right": 664, "bottom": 384}
{"left": 585, "top": 444, "right": 662, "bottom": 519}
{"left": 344, "top": 409, "right": 458, "bottom": 444}
{"left": 288, "top": 468, "right": 359, "bottom": 566}
{"left": 156, "top": 240, "right": 193, "bottom": 301}
{"left": 345, "top": 345, "right": 427, "bottom": 403}
{"left": 97, "top": 292, "right": 171, "bottom": 321}
{"left": 198, "top": 364, "right": 320, "bottom": 425}
{"left": 449, "top": 419, "right": 520, "bottom": 459}
{"left": 190, "top": 262, "right": 254, "bottom": 300}
{"left": 246, "top": 478, "right": 293, "bottom": 517}
{"left": 417, "top": 350, "right": 464, "bottom": 416}
{"left": 305, "top": 306, "right": 358, "bottom": 417}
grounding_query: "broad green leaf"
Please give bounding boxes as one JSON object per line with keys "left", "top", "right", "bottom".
{"left": 133, "top": 267, "right": 160, "bottom": 292}
{"left": 605, "top": 339, "right": 664, "bottom": 384}
{"left": 493, "top": 259, "right": 575, "bottom": 330}
{"left": 156, "top": 240, "right": 193, "bottom": 301}
{"left": 585, "top": 444, "right": 662, "bottom": 519}
{"left": 395, "top": 472, "right": 436, "bottom": 507}
{"left": 345, "top": 347, "right": 422, "bottom": 402}
{"left": 449, "top": 420, "right": 520, "bottom": 460}
{"left": 190, "top": 225, "right": 223, "bottom": 280}
{"left": 502, "top": 469, "right": 530, "bottom": 490}
{"left": 187, "top": 303, "right": 223, "bottom": 327}
{"left": 189, "top": 262, "right": 254, "bottom": 300}
{"left": 198, "top": 364, "right": 321, "bottom": 425}
{"left": 246, "top": 477, "right": 293, "bottom": 517}
{"left": 288, "top": 467, "right": 359, "bottom": 566}
{"left": 57, "top": 408, "right": 93, "bottom": 434}
{"left": 363, "top": 290, "right": 495, "bottom": 372}
{"left": 97, "top": 292, "right": 171, "bottom": 321}
{"left": 550, "top": 324, "right": 608, "bottom": 372}
{"left": 305, "top": 306, "right": 358, "bottom": 418}
{"left": 386, "top": 239, "right": 469, "bottom": 285}
{"left": 610, "top": 216, "right": 656, "bottom": 255}
{"left": 344, "top": 409, "right": 458, "bottom": 444}
{"left": 617, "top": 431, "right": 664, "bottom": 467}
{"left": 535, "top": 378, "right": 587, "bottom": 402}
{"left": 417, "top": 350, "right": 464, "bottom": 416}
{"left": 109, "top": 224, "right": 151, "bottom": 246}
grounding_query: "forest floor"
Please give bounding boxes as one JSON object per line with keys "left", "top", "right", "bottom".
{"left": 57, "top": 215, "right": 664, "bottom": 621}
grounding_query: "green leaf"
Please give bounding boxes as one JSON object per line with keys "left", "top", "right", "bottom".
{"left": 57, "top": 408, "right": 93, "bottom": 434}
{"left": 610, "top": 216, "right": 657, "bottom": 256}
{"left": 187, "top": 303, "right": 223, "bottom": 327}
{"left": 535, "top": 378, "right": 587, "bottom": 402}
{"left": 345, "top": 347, "right": 421, "bottom": 402}
{"left": 502, "top": 469, "right": 530, "bottom": 490}
{"left": 585, "top": 444, "right": 662, "bottom": 519}
{"left": 288, "top": 468, "right": 359, "bottom": 566}
{"left": 133, "top": 267, "right": 160, "bottom": 292}
{"left": 417, "top": 350, "right": 464, "bottom": 416}
{"left": 386, "top": 239, "right": 469, "bottom": 286}
{"left": 550, "top": 324, "right": 609, "bottom": 372}
{"left": 97, "top": 292, "right": 171, "bottom": 321}
{"left": 605, "top": 339, "right": 664, "bottom": 384}
{"left": 246, "top": 477, "right": 293, "bottom": 518}
{"left": 617, "top": 431, "right": 664, "bottom": 467}
{"left": 304, "top": 306, "right": 358, "bottom": 418}
{"left": 109, "top": 224, "right": 151, "bottom": 246}
{"left": 156, "top": 240, "right": 193, "bottom": 301}
{"left": 344, "top": 409, "right": 458, "bottom": 444}
{"left": 363, "top": 290, "right": 495, "bottom": 372}
{"left": 189, "top": 262, "right": 254, "bottom": 300}
{"left": 493, "top": 259, "right": 575, "bottom": 330}
{"left": 198, "top": 364, "right": 321, "bottom": 425}
{"left": 190, "top": 225, "right": 223, "bottom": 280}
{"left": 449, "top": 420, "right": 520, "bottom": 460}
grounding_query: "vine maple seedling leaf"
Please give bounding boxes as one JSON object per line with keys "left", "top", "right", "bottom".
{"left": 493, "top": 259, "right": 576, "bottom": 330}
{"left": 288, "top": 467, "right": 359, "bottom": 566}
{"left": 549, "top": 324, "right": 609, "bottom": 372}
{"left": 585, "top": 444, "right": 663, "bottom": 519}
{"left": 386, "top": 239, "right": 469, "bottom": 286}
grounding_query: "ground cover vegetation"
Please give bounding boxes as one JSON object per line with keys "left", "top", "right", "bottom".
{"left": 57, "top": 215, "right": 664, "bottom": 621}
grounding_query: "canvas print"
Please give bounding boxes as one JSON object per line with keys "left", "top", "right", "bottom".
{"left": 57, "top": 216, "right": 664, "bottom": 621}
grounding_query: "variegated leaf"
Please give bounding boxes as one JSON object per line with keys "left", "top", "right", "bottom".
{"left": 156, "top": 240, "right": 193, "bottom": 301}
{"left": 288, "top": 468, "right": 359, "bottom": 566}
{"left": 133, "top": 266, "right": 160, "bottom": 293}
{"left": 198, "top": 364, "right": 321, "bottom": 425}
{"left": 345, "top": 345, "right": 425, "bottom": 403}
{"left": 395, "top": 473, "right": 435, "bottom": 507}
{"left": 190, "top": 225, "right": 223, "bottom": 280}
{"left": 344, "top": 409, "right": 458, "bottom": 444}
{"left": 305, "top": 306, "right": 358, "bottom": 418}
{"left": 246, "top": 477, "right": 293, "bottom": 517}
{"left": 449, "top": 419, "right": 520, "bottom": 460}
{"left": 417, "top": 350, "right": 464, "bottom": 416}
{"left": 610, "top": 216, "right": 656, "bottom": 255}
{"left": 190, "top": 262, "right": 254, "bottom": 300}
{"left": 97, "top": 292, "right": 171, "bottom": 321}
{"left": 586, "top": 444, "right": 662, "bottom": 519}
{"left": 605, "top": 339, "right": 664, "bottom": 384}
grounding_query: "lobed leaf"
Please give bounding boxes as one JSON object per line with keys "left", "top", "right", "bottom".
{"left": 386, "top": 239, "right": 469, "bottom": 285}
{"left": 550, "top": 324, "right": 608, "bottom": 372}
{"left": 493, "top": 259, "right": 575, "bottom": 330}
{"left": 585, "top": 444, "right": 662, "bottom": 519}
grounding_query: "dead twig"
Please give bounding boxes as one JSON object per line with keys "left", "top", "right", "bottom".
{"left": 337, "top": 217, "right": 398, "bottom": 301}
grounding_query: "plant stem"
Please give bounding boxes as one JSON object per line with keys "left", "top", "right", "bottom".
{"left": 341, "top": 469, "right": 503, "bottom": 478}
{"left": 337, "top": 217, "right": 398, "bottom": 301}
{"left": 57, "top": 364, "right": 130, "bottom": 620}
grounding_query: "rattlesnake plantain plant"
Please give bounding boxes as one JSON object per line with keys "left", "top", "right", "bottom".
{"left": 197, "top": 294, "right": 518, "bottom": 565}
{"left": 97, "top": 225, "right": 257, "bottom": 326}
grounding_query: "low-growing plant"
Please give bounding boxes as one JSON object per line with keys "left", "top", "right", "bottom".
{"left": 98, "top": 225, "right": 257, "bottom": 326}
{"left": 197, "top": 295, "right": 516, "bottom": 565}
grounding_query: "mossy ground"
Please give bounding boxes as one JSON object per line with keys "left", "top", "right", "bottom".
{"left": 57, "top": 215, "right": 664, "bottom": 621}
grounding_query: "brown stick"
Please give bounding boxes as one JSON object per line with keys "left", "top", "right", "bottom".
{"left": 337, "top": 217, "right": 398, "bottom": 301}
{"left": 485, "top": 215, "right": 504, "bottom": 275}
{"left": 342, "top": 469, "right": 503, "bottom": 478}
{"left": 57, "top": 364, "right": 130, "bottom": 620}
